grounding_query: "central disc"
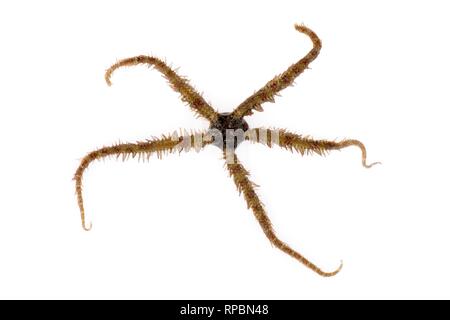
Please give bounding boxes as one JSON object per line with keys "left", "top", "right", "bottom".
{"left": 209, "top": 113, "right": 249, "bottom": 149}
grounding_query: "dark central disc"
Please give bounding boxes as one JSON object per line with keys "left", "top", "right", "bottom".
{"left": 208, "top": 113, "right": 249, "bottom": 150}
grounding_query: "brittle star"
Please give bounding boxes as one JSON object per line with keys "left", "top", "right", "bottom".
{"left": 74, "top": 24, "right": 379, "bottom": 277}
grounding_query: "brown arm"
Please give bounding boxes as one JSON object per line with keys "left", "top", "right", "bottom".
{"left": 224, "top": 150, "right": 342, "bottom": 277}
{"left": 231, "top": 25, "right": 322, "bottom": 119}
{"left": 105, "top": 56, "right": 218, "bottom": 122}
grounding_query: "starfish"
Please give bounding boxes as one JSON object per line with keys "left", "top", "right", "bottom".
{"left": 74, "top": 24, "right": 379, "bottom": 277}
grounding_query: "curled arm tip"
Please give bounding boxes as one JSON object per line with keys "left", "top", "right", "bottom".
{"left": 82, "top": 221, "right": 92, "bottom": 231}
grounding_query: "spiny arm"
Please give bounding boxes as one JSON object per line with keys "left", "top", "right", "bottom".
{"left": 105, "top": 55, "right": 218, "bottom": 122}
{"left": 246, "top": 128, "right": 381, "bottom": 168}
{"left": 74, "top": 132, "right": 212, "bottom": 231}
{"left": 231, "top": 25, "right": 322, "bottom": 119}
{"left": 224, "top": 151, "right": 342, "bottom": 277}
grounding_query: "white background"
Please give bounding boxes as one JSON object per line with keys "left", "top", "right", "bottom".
{"left": 1, "top": 0, "right": 449, "bottom": 299}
